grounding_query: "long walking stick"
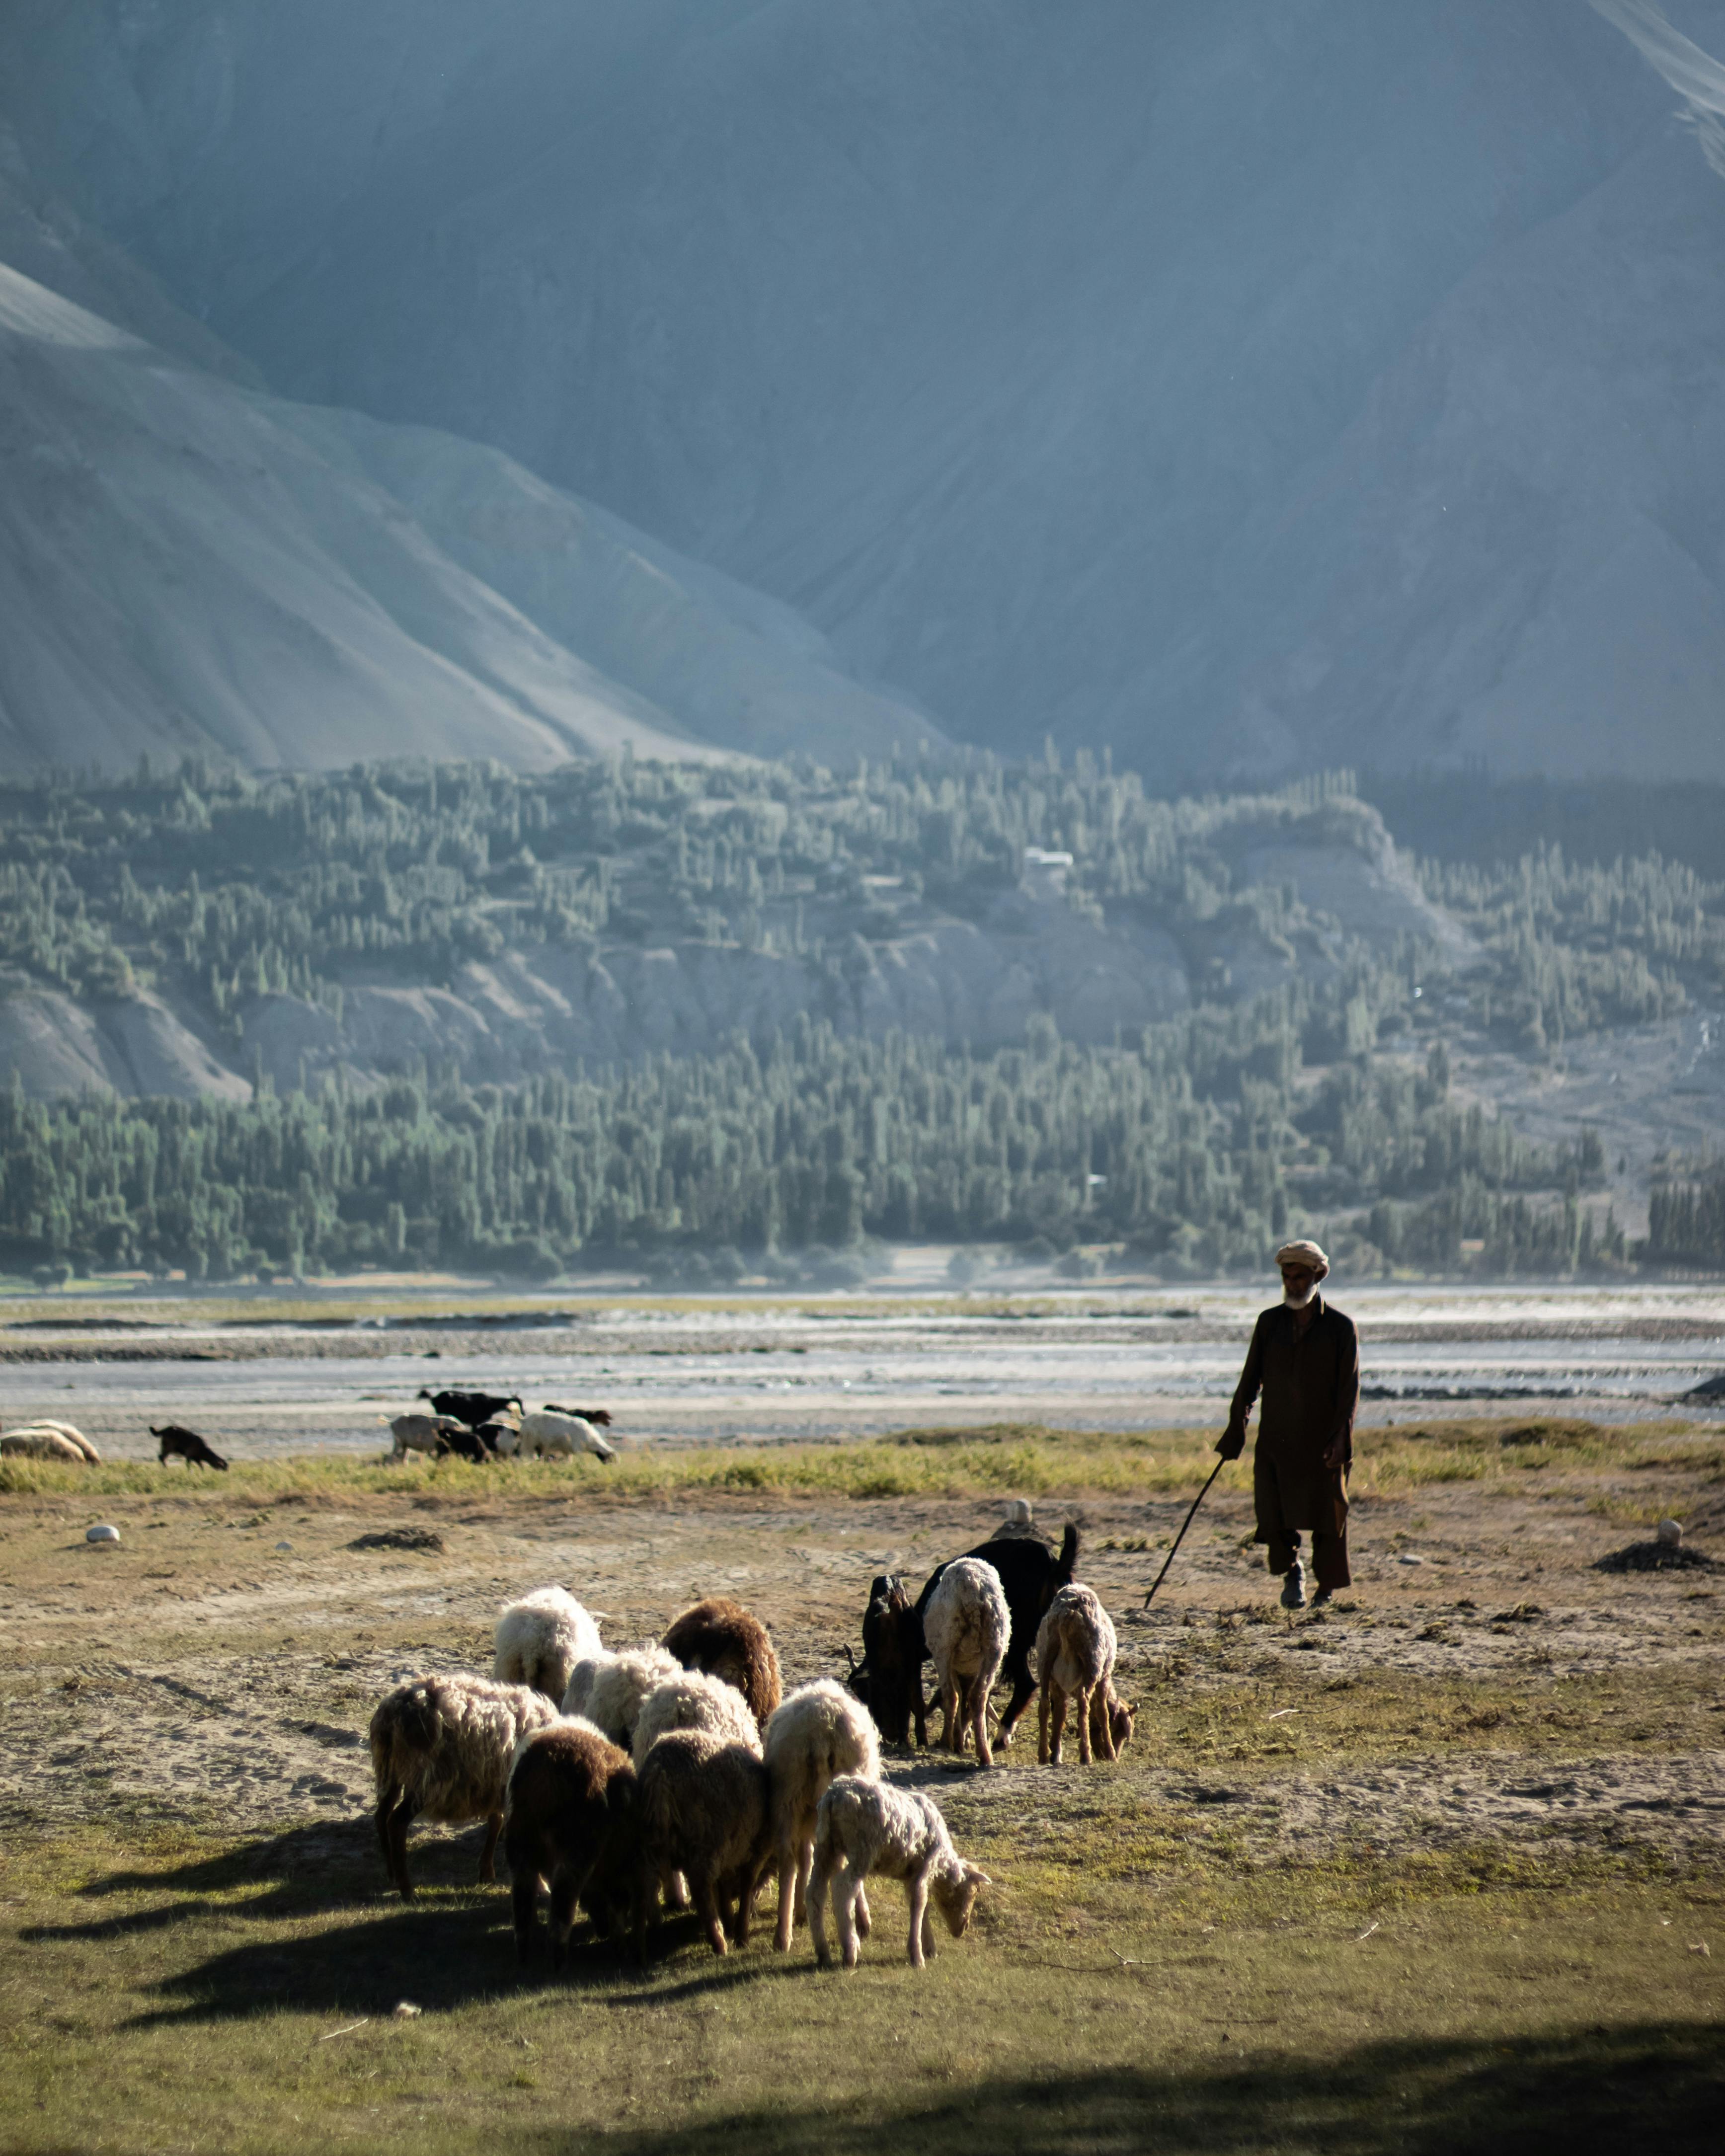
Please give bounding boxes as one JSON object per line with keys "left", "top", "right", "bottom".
{"left": 1142, "top": 1457, "right": 1228, "bottom": 1608}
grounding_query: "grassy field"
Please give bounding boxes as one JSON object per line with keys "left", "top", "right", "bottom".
{"left": 3, "top": 1416, "right": 1720, "bottom": 1509}
{"left": 2, "top": 1417, "right": 1721, "bottom": 2154}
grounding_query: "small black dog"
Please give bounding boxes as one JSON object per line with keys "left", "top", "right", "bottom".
{"left": 152, "top": 1423, "right": 229, "bottom": 1470}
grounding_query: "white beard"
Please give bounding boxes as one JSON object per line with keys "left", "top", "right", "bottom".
{"left": 1282, "top": 1281, "right": 1320, "bottom": 1309}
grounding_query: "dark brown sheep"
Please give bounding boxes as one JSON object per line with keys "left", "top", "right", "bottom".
{"left": 634, "top": 1730, "right": 772, "bottom": 1960}
{"left": 505, "top": 1721, "right": 638, "bottom": 1967}
{"left": 660, "top": 1597, "right": 783, "bottom": 1724}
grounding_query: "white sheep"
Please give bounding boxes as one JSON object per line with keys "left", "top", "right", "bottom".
{"left": 923, "top": 1555, "right": 1010, "bottom": 1766}
{"left": 1035, "top": 1584, "right": 1133, "bottom": 1765}
{"left": 562, "top": 1644, "right": 683, "bottom": 1743}
{"left": 21, "top": 1419, "right": 101, "bottom": 1463}
{"left": 1, "top": 1427, "right": 89, "bottom": 1463}
{"left": 517, "top": 1409, "right": 617, "bottom": 1463}
{"left": 493, "top": 1586, "right": 604, "bottom": 1702}
{"left": 368, "top": 1672, "right": 559, "bottom": 1898}
{"left": 808, "top": 1774, "right": 991, "bottom": 1970}
{"left": 989, "top": 1497, "right": 1041, "bottom": 1540}
{"left": 762, "top": 1678, "right": 881, "bottom": 1952}
{"left": 631, "top": 1667, "right": 761, "bottom": 1769}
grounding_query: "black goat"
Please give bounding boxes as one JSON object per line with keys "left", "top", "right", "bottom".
{"left": 152, "top": 1423, "right": 229, "bottom": 1470}
{"left": 911, "top": 1523, "right": 1079, "bottom": 1750}
{"left": 541, "top": 1403, "right": 613, "bottom": 1427}
{"left": 433, "top": 1423, "right": 497, "bottom": 1464}
{"left": 844, "top": 1574, "right": 927, "bottom": 1746}
{"left": 416, "top": 1388, "right": 522, "bottom": 1429}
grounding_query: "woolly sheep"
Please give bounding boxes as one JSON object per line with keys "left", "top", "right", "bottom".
{"left": 493, "top": 1586, "right": 604, "bottom": 1702}
{"left": 634, "top": 1730, "right": 773, "bottom": 1959}
{"left": 808, "top": 1774, "right": 990, "bottom": 1970}
{"left": 631, "top": 1667, "right": 762, "bottom": 1769}
{"left": 562, "top": 1645, "right": 683, "bottom": 1744}
{"left": 923, "top": 1556, "right": 1010, "bottom": 1767}
{"left": 368, "top": 1672, "right": 559, "bottom": 1899}
{"left": 23, "top": 1419, "right": 101, "bottom": 1463}
{"left": 517, "top": 1409, "right": 617, "bottom": 1463}
{"left": 660, "top": 1596, "right": 782, "bottom": 1723}
{"left": 1, "top": 1427, "right": 88, "bottom": 1463}
{"left": 763, "top": 1678, "right": 881, "bottom": 1952}
{"left": 1034, "top": 1584, "right": 1134, "bottom": 1766}
{"left": 989, "top": 1498, "right": 1043, "bottom": 1541}
{"left": 505, "top": 1719, "right": 637, "bottom": 1967}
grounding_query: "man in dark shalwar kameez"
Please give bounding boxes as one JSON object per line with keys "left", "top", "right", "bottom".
{"left": 1216, "top": 1240, "right": 1359, "bottom": 1610}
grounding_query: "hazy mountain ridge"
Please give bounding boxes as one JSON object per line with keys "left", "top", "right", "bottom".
{"left": 6, "top": 1, "right": 1724, "bottom": 779}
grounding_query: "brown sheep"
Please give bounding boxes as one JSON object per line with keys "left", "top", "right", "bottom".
{"left": 505, "top": 1720, "right": 638, "bottom": 1967}
{"left": 660, "top": 1597, "right": 782, "bottom": 1724}
{"left": 368, "top": 1673, "right": 558, "bottom": 1898}
{"left": 634, "top": 1730, "right": 773, "bottom": 1960}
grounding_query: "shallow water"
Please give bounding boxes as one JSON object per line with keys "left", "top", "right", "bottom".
{"left": 3, "top": 1283, "right": 1722, "bottom": 1460}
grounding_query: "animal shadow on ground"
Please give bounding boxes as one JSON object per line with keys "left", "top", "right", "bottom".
{"left": 564, "top": 2029, "right": 1725, "bottom": 2156}
{"left": 138, "top": 1902, "right": 808, "bottom": 2026}
{"left": 24, "top": 1817, "right": 483, "bottom": 1943}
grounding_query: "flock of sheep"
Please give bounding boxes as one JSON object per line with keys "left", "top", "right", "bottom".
{"left": 1, "top": 1393, "right": 1137, "bottom": 1973}
{"left": 372, "top": 1510, "right": 1136, "bottom": 1974}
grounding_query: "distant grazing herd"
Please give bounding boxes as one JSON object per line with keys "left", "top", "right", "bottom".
{"left": 4, "top": 1390, "right": 1137, "bottom": 1973}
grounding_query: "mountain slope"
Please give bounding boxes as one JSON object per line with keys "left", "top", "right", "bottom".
{"left": 0, "top": 255, "right": 943, "bottom": 773}
{"left": 6, "top": 0, "right": 1723, "bottom": 778}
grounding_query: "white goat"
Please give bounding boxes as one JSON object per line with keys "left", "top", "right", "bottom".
{"left": 631, "top": 1667, "right": 761, "bottom": 1768}
{"left": 808, "top": 1775, "right": 990, "bottom": 1970}
{"left": 517, "top": 1409, "right": 617, "bottom": 1463}
{"left": 1, "top": 1427, "right": 89, "bottom": 1463}
{"left": 763, "top": 1678, "right": 881, "bottom": 1952}
{"left": 923, "top": 1555, "right": 1010, "bottom": 1766}
{"left": 368, "top": 1672, "right": 559, "bottom": 1898}
{"left": 386, "top": 1412, "right": 466, "bottom": 1460}
{"left": 1035, "top": 1583, "right": 1133, "bottom": 1766}
{"left": 493, "top": 1586, "right": 604, "bottom": 1702}
{"left": 562, "top": 1645, "right": 683, "bottom": 1743}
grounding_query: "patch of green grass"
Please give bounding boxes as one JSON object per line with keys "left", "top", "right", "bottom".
{"left": 3, "top": 1415, "right": 1718, "bottom": 1506}
{"left": 2, "top": 1802, "right": 1720, "bottom": 2156}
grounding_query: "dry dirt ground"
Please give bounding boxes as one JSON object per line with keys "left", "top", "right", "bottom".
{"left": 2, "top": 1473, "right": 1721, "bottom": 1874}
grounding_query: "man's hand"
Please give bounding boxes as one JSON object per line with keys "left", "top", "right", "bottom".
{"left": 1215, "top": 1428, "right": 1245, "bottom": 1461}
{"left": 1323, "top": 1433, "right": 1349, "bottom": 1471}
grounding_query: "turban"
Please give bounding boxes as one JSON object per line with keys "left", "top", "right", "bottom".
{"left": 1275, "top": 1239, "right": 1329, "bottom": 1274}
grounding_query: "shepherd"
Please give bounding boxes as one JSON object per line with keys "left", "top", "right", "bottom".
{"left": 1215, "top": 1240, "right": 1359, "bottom": 1610}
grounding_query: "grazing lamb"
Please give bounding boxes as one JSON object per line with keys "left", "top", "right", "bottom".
{"left": 516, "top": 1409, "right": 617, "bottom": 1463}
{"left": 634, "top": 1730, "right": 773, "bottom": 1959}
{"left": 418, "top": 1388, "right": 522, "bottom": 1429}
{"left": 504, "top": 1720, "right": 637, "bottom": 1966}
{"left": 542, "top": 1403, "right": 613, "bottom": 1428}
{"left": 387, "top": 1412, "right": 467, "bottom": 1460}
{"left": 912, "top": 1520, "right": 1080, "bottom": 1749}
{"left": 1035, "top": 1584, "right": 1134, "bottom": 1766}
{"left": 763, "top": 1679, "right": 881, "bottom": 1952}
{"left": 151, "top": 1423, "right": 227, "bottom": 1469}
{"left": 845, "top": 1574, "right": 927, "bottom": 1746}
{"left": 493, "top": 1586, "right": 604, "bottom": 1702}
{"left": 808, "top": 1775, "right": 990, "bottom": 1971}
{"left": 1, "top": 1427, "right": 88, "bottom": 1463}
{"left": 368, "top": 1673, "right": 559, "bottom": 1898}
{"left": 631, "top": 1667, "right": 762, "bottom": 1768}
{"left": 562, "top": 1645, "right": 683, "bottom": 1744}
{"left": 660, "top": 1596, "right": 782, "bottom": 1723}
{"left": 923, "top": 1557, "right": 1010, "bottom": 1767}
